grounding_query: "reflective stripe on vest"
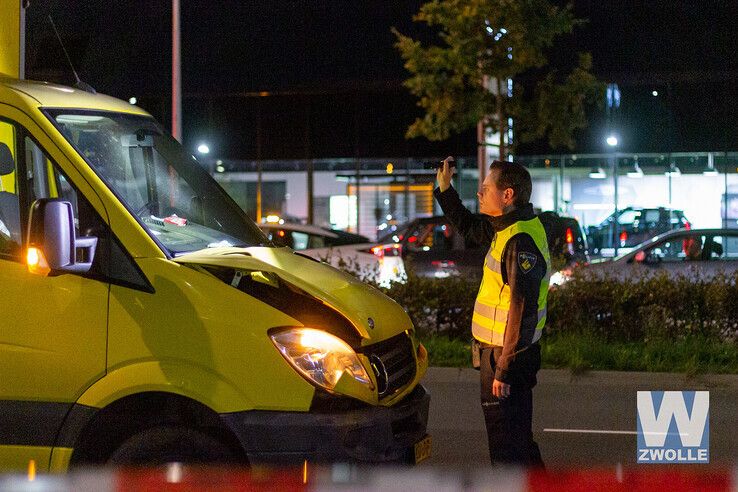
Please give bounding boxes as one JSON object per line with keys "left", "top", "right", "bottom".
{"left": 472, "top": 217, "right": 551, "bottom": 346}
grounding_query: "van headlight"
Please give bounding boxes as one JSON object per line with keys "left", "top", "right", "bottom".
{"left": 270, "top": 328, "right": 373, "bottom": 391}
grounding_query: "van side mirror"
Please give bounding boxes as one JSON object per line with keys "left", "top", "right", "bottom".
{"left": 26, "top": 199, "right": 97, "bottom": 276}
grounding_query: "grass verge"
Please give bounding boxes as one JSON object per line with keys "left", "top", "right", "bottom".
{"left": 421, "top": 334, "right": 738, "bottom": 374}
{"left": 420, "top": 336, "right": 473, "bottom": 368}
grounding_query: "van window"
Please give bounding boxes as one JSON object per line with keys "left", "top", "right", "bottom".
{"left": 23, "top": 136, "right": 150, "bottom": 289}
{"left": 47, "top": 111, "right": 268, "bottom": 256}
{"left": 0, "top": 120, "right": 20, "bottom": 258}
{"left": 23, "top": 137, "right": 107, "bottom": 274}
{"left": 25, "top": 137, "right": 79, "bottom": 219}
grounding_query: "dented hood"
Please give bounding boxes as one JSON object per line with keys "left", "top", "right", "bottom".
{"left": 175, "top": 246, "right": 413, "bottom": 344}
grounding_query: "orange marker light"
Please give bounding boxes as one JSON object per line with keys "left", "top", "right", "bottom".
{"left": 27, "top": 247, "right": 51, "bottom": 276}
{"left": 27, "top": 459, "right": 35, "bottom": 481}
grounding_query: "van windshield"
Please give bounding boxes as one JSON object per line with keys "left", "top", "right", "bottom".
{"left": 46, "top": 110, "right": 269, "bottom": 255}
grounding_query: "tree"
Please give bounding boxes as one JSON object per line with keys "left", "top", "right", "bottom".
{"left": 393, "top": 0, "right": 604, "bottom": 159}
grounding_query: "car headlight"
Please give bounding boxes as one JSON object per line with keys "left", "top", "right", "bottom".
{"left": 270, "top": 328, "right": 374, "bottom": 392}
{"left": 549, "top": 270, "right": 571, "bottom": 287}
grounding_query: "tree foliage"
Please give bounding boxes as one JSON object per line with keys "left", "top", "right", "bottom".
{"left": 393, "top": 0, "right": 605, "bottom": 153}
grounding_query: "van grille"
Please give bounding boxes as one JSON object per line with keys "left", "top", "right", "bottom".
{"left": 360, "top": 333, "right": 416, "bottom": 398}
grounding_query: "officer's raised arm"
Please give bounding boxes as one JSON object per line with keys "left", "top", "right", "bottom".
{"left": 433, "top": 156, "right": 495, "bottom": 245}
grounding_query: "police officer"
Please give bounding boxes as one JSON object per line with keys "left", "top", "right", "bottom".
{"left": 434, "top": 157, "right": 549, "bottom": 467}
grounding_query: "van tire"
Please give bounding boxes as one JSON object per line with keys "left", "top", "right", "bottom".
{"left": 107, "top": 425, "right": 239, "bottom": 465}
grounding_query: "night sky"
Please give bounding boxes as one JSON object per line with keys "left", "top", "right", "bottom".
{"left": 22, "top": 1, "right": 738, "bottom": 159}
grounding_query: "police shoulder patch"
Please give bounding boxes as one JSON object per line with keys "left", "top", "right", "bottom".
{"left": 518, "top": 251, "right": 537, "bottom": 274}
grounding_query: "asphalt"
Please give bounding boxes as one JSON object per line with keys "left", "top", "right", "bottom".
{"left": 419, "top": 367, "right": 738, "bottom": 470}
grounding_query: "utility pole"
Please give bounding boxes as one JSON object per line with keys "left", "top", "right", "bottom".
{"left": 353, "top": 96, "right": 361, "bottom": 234}
{"left": 305, "top": 101, "right": 313, "bottom": 224}
{"left": 19, "top": 0, "right": 25, "bottom": 79}
{"left": 171, "top": 0, "right": 182, "bottom": 141}
{"left": 256, "top": 99, "right": 263, "bottom": 223}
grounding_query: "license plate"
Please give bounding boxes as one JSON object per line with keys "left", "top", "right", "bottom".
{"left": 413, "top": 434, "right": 432, "bottom": 464}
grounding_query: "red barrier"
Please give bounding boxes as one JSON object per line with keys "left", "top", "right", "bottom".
{"left": 113, "top": 465, "right": 307, "bottom": 492}
{"left": 527, "top": 468, "right": 733, "bottom": 492}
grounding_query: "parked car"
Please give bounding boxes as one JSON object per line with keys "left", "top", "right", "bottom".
{"left": 556, "top": 228, "right": 738, "bottom": 284}
{"left": 259, "top": 222, "right": 370, "bottom": 250}
{"left": 587, "top": 207, "right": 690, "bottom": 257}
{"left": 376, "top": 213, "right": 588, "bottom": 280}
{"left": 538, "top": 211, "right": 590, "bottom": 269}
{"left": 259, "top": 223, "right": 405, "bottom": 284}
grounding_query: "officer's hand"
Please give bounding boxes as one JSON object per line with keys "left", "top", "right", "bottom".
{"left": 492, "top": 379, "right": 510, "bottom": 399}
{"left": 436, "top": 155, "right": 455, "bottom": 192}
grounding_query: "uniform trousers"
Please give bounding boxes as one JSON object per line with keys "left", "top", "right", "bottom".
{"left": 479, "top": 343, "right": 544, "bottom": 467}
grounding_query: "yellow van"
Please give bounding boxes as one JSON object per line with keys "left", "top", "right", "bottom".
{"left": 0, "top": 77, "right": 430, "bottom": 471}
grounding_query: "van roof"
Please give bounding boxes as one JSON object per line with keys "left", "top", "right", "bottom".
{"left": 0, "top": 77, "right": 149, "bottom": 116}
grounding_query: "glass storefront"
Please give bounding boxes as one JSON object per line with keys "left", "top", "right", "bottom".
{"left": 205, "top": 152, "right": 738, "bottom": 244}
{"left": 517, "top": 152, "right": 738, "bottom": 229}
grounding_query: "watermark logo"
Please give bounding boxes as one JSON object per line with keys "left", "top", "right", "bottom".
{"left": 637, "top": 391, "right": 709, "bottom": 463}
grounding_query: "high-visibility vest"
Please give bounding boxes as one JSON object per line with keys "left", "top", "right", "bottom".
{"left": 472, "top": 217, "right": 551, "bottom": 346}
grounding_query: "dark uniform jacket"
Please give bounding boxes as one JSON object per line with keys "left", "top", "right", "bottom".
{"left": 433, "top": 185, "right": 546, "bottom": 383}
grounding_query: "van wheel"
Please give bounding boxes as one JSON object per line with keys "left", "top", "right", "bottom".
{"left": 107, "top": 426, "right": 240, "bottom": 465}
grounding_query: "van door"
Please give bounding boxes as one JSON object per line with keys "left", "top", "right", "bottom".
{"left": 0, "top": 117, "right": 108, "bottom": 471}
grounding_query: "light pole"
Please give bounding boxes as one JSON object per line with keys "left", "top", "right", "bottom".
{"left": 607, "top": 135, "right": 620, "bottom": 256}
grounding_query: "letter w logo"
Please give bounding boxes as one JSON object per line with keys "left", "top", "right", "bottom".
{"left": 637, "top": 391, "right": 709, "bottom": 447}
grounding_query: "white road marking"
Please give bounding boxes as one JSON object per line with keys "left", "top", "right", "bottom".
{"left": 543, "top": 428, "right": 687, "bottom": 436}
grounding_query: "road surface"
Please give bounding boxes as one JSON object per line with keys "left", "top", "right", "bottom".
{"left": 419, "top": 367, "right": 738, "bottom": 470}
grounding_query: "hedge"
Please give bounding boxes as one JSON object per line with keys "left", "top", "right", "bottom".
{"left": 346, "top": 263, "right": 738, "bottom": 345}
{"left": 548, "top": 270, "right": 738, "bottom": 343}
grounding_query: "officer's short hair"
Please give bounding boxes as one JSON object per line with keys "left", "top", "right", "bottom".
{"left": 489, "top": 160, "right": 532, "bottom": 206}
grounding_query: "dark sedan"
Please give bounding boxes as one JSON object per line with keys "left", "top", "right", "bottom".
{"left": 377, "top": 213, "right": 588, "bottom": 280}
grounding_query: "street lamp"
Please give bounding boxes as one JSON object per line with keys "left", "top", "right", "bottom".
{"left": 606, "top": 135, "right": 618, "bottom": 147}
{"left": 197, "top": 143, "right": 210, "bottom": 155}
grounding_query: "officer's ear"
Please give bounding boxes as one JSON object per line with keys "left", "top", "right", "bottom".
{"left": 503, "top": 187, "right": 515, "bottom": 204}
